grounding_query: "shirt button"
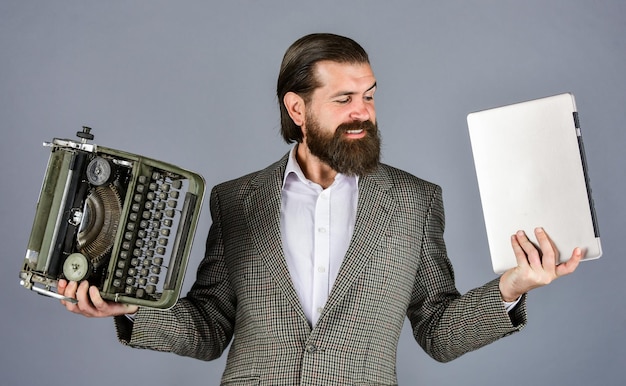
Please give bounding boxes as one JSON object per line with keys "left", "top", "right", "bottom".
{"left": 317, "top": 266, "right": 326, "bottom": 273}
{"left": 318, "top": 227, "right": 326, "bottom": 233}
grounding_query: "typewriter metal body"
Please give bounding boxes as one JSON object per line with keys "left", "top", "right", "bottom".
{"left": 19, "top": 127, "right": 205, "bottom": 309}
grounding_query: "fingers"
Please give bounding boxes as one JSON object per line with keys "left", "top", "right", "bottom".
{"left": 556, "top": 247, "right": 584, "bottom": 277}
{"left": 503, "top": 228, "right": 582, "bottom": 299}
{"left": 511, "top": 227, "right": 583, "bottom": 279}
{"left": 58, "top": 279, "right": 138, "bottom": 317}
{"left": 511, "top": 228, "right": 560, "bottom": 269}
{"left": 88, "top": 285, "right": 109, "bottom": 312}
{"left": 59, "top": 280, "right": 91, "bottom": 315}
{"left": 510, "top": 229, "right": 542, "bottom": 269}
{"left": 58, "top": 280, "right": 102, "bottom": 316}
{"left": 75, "top": 281, "right": 98, "bottom": 315}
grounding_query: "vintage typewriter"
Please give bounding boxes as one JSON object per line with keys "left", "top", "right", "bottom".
{"left": 19, "top": 127, "right": 205, "bottom": 309}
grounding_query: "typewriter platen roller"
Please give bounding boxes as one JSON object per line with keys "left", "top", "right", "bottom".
{"left": 19, "top": 127, "right": 205, "bottom": 309}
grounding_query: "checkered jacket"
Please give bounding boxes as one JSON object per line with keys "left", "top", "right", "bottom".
{"left": 115, "top": 153, "right": 527, "bottom": 385}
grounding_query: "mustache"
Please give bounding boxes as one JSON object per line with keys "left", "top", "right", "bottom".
{"left": 335, "top": 120, "right": 378, "bottom": 135}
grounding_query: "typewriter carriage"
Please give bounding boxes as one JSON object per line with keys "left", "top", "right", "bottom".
{"left": 20, "top": 127, "right": 205, "bottom": 309}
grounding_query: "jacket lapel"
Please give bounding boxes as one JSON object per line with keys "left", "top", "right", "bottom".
{"left": 243, "top": 157, "right": 396, "bottom": 329}
{"left": 243, "top": 154, "right": 309, "bottom": 325}
{"left": 322, "top": 167, "right": 396, "bottom": 319}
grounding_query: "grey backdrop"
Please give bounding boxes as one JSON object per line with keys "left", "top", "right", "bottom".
{"left": 1, "top": 1, "right": 624, "bottom": 385}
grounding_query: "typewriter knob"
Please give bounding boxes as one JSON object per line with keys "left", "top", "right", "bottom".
{"left": 86, "top": 157, "right": 112, "bottom": 186}
{"left": 77, "top": 126, "right": 94, "bottom": 141}
{"left": 62, "top": 253, "right": 91, "bottom": 282}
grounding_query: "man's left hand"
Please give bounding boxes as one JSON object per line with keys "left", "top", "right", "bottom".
{"left": 499, "top": 227, "right": 584, "bottom": 302}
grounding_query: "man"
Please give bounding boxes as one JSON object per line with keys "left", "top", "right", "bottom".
{"left": 59, "top": 33, "right": 583, "bottom": 385}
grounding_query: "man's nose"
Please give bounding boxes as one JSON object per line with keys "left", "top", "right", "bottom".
{"left": 348, "top": 100, "right": 373, "bottom": 122}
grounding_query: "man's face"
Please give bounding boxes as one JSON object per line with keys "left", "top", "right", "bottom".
{"left": 302, "top": 61, "right": 380, "bottom": 176}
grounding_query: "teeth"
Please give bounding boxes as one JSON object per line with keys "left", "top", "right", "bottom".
{"left": 346, "top": 129, "right": 363, "bottom": 134}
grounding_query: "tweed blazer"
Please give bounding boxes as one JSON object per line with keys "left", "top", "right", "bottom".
{"left": 115, "top": 153, "right": 527, "bottom": 385}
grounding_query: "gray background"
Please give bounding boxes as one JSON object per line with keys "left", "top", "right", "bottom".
{"left": 1, "top": 1, "right": 624, "bottom": 385}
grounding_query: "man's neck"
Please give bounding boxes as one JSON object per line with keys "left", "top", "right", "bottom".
{"left": 295, "top": 143, "right": 337, "bottom": 189}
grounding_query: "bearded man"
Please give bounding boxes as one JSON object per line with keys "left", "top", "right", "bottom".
{"left": 59, "top": 33, "right": 582, "bottom": 385}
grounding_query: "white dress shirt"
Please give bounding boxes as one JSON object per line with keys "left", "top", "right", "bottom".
{"left": 280, "top": 146, "right": 358, "bottom": 326}
{"left": 279, "top": 146, "right": 519, "bottom": 327}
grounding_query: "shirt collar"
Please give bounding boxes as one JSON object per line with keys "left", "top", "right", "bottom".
{"left": 282, "top": 145, "right": 359, "bottom": 189}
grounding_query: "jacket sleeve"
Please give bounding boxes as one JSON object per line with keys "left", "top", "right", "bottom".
{"left": 406, "top": 184, "right": 527, "bottom": 363}
{"left": 114, "top": 187, "right": 237, "bottom": 361}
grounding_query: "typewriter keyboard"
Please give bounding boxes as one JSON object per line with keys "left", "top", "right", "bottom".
{"left": 111, "top": 170, "right": 189, "bottom": 300}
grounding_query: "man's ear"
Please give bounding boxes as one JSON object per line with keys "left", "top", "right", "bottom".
{"left": 283, "top": 92, "right": 305, "bottom": 127}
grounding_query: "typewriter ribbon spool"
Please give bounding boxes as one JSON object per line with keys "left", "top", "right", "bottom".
{"left": 19, "top": 127, "right": 205, "bottom": 309}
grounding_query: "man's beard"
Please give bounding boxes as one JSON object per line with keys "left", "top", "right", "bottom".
{"left": 304, "top": 113, "right": 381, "bottom": 177}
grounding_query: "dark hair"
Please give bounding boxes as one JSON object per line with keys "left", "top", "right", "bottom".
{"left": 277, "top": 33, "right": 370, "bottom": 143}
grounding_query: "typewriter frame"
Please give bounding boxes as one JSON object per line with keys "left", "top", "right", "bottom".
{"left": 19, "top": 128, "right": 205, "bottom": 309}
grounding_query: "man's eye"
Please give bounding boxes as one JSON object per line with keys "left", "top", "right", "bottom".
{"left": 336, "top": 97, "right": 351, "bottom": 104}
{"left": 364, "top": 95, "right": 374, "bottom": 101}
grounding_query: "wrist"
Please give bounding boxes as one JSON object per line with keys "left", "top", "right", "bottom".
{"left": 499, "top": 276, "right": 521, "bottom": 302}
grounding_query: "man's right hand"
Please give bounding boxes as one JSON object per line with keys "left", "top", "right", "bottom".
{"left": 58, "top": 279, "right": 139, "bottom": 317}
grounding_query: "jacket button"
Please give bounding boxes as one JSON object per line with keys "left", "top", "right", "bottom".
{"left": 305, "top": 344, "right": 316, "bottom": 353}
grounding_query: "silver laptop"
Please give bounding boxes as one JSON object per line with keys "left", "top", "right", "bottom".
{"left": 467, "top": 93, "right": 602, "bottom": 273}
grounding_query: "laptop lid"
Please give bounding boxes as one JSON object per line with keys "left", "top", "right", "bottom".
{"left": 467, "top": 93, "right": 601, "bottom": 274}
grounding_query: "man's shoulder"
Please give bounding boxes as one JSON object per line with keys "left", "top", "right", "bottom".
{"left": 213, "top": 153, "right": 289, "bottom": 194}
{"left": 376, "top": 163, "right": 440, "bottom": 191}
